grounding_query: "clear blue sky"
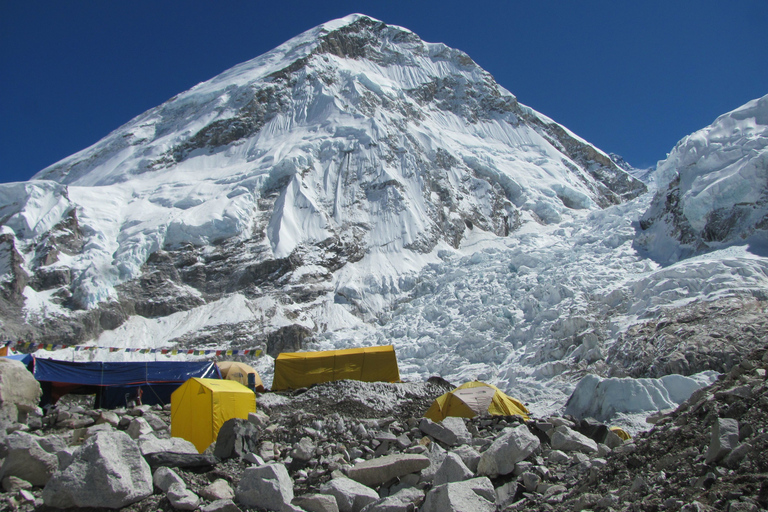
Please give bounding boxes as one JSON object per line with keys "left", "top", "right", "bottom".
{"left": 2, "top": 1, "right": 767, "bottom": 184}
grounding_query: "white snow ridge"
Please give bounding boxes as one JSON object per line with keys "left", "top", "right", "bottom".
{"left": 0, "top": 14, "right": 766, "bottom": 424}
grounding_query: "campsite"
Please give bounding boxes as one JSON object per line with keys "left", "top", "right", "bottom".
{"left": 1, "top": 345, "right": 767, "bottom": 511}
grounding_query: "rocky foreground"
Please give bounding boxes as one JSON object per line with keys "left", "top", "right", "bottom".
{"left": 0, "top": 348, "right": 766, "bottom": 512}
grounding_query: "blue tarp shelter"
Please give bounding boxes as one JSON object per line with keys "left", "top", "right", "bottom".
{"left": 32, "top": 358, "right": 221, "bottom": 409}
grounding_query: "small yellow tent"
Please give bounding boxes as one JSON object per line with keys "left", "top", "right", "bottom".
{"left": 425, "top": 381, "right": 529, "bottom": 422}
{"left": 171, "top": 378, "right": 256, "bottom": 453}
{"left": 272, "top": 345, "right": 400, "bottom": 391}
{"left": 610, "top": 426, "right": 631, "bottom": 440}
{"left": 217, "top": 361, "right": 264, "bottom": 392}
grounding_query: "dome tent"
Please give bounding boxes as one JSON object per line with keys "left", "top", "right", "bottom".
{"left": 217, "top": 361, "right": 264, "bottom": 391}
{"left": 425, "top": 381, "right": 529, "bottom": 422}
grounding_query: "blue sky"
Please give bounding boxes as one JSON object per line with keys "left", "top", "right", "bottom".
{"left": 1, "top": 1, "right": 766, "bottom": 184}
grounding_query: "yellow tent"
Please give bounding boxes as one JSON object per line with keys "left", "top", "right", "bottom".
{"left": 217, "top": 361, "right": 264, "bottom": 392}
{"left": 0, "top": 345, "right": 7, "bottom": 357}
{"left": 610, "top": 426, "right": 631, "bottom": 440}
{"left": 170, "top": 378, "right": 256, "bottom": 453}
{"left": 272, "top": 345, "right": 400, "bottom": 391}
{"left": 425, "top": 381, "right": 529, "bottom": 422}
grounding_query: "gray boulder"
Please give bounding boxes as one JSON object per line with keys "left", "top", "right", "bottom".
{"left": 319, "top": 477, "right": 379, "bottom": 512}
{"left": 550, "top": 425, "right": 599, "bottom": 454}
{"left": 292, "top": 436, "right": 316, "bottom": 461}
{"left": 168, "top": 482, "right": 200, "bottom": 510}
{"left": 361, "top": 487, "right": 425, "bottom": 512}
{"left": 139, "top": 435, "right": 198, "bottom": 456}
{"left": 153, "top": 466, "right": 185, "bottom": 493}
{"left": 705, "top": 418, "right": 740, "bottom": 463}
{"left": 421, "top": 477, "right": 496, "bottom": 512}
{"left": 434, "top": 452, "right": 474, "bottom": 486}
{"left": 419, "top": 418, "right": 471, "bottom": 447}
{"left": 201, "top": 478, "right": 235, "bottom": 501}
{"left": 127, "top": 417, "right": 153, "bottom": 439}
{"left": 42, "top": 430, "right": 153, "bottom": 509}
{"left": 0, "top": 432, "right": 58, "bottom": 486}
{"left": 236, "top": 462, "right": 293, "bottom": 511}
{"left": 202, "top": 499, "right": 243, "bottom": 512}
{"left": 418, "top": 441, "right": 447, "bottom": 483}
{"left": 347, "top": 453, "right": 430, "bottom": 487}
{"left": 293, "top": 493, "right": 340, "bottom": 512}
{"left": 451, "top": 445, "right": 481, "bottom": 473}
{"left": 0, "top": 359, "right": 41, "bottom": 424}
{"left": 215, "top": 418, "right": 259, "bottom": 460}
{"left": 477, "top": 425, "right": 540, "bottom": 477}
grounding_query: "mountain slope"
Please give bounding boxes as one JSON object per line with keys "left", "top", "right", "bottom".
{"left": 0, "top": 14, "right": 643, "bottom": 345}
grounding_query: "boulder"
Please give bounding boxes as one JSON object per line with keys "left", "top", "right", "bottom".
{"left": 201, "top": 478, "right": 235, "bottom": 501}
{"left": 0, "top": 432, "right": 58, "bottom": 486}
{"left": 419, "top": 417, "right": 471, "bottom": 447}
{"left": 144, "top": 451, "right": 218, "bottom": 471}
{"left": 293, "top": 493, "right": 340, "bottom": 512}
{"left": 421, "top": 477, "right": 496, "bottom": 512}
{"left": 95, "top": 411, "right": 120, "bottom": 427}
{"left": 477, "top": 425, "right": 540, "bottom": 477}
{"left": 168, "top": 482, "right": 200, "bottom": 510}
{"left": 153, "top": 466, "right": 185, "bottom": 493}
{"left": 139, "top": 435, "right": 198, "bottom": 456}
{"left": 433, "top": 452, "right": 474, "bottom": 486}
{"left": 247, "top": 410, "right": 270, "bottom": 429}
{"left": 360, "top": 487, "right": 425, "bottom": 512}
{"left": 418, "top": 441, "right": 447, "bottom": 483}
{"left": 0, "top": 358, "right": 41, "bottom": 424}
{"left": 292, "top": 436, "right": 316, "bottom": 461}
{"left": 236, "top": 462, "right": 293, "bottom": 511}
{"left": 319, "top": 477, "right": 379, "bottom": 512}
{"left": 550, "top": 425, "right": 599, "bottom": 454}
{"left": 705, "top": 418, "right": 740, "bottom": 464}
{"left": 202, "top": 499, "right": 243, "bottom": 512}
{"left": 214, "top": 418, "right": 259, "bottom": 460}
{"left": 451, "top": 445, "right": 481, "bottom": 473}
{"left": 2, "top": 475, "right": 32, "bottom": 492}
{"left": 347, "top": 453, "right": 430, "bottom": 487}
{"left": 127, "top": 417, "right": 153, "bottom": 439}
{"left": 42, "top": 430, "right": 153, "bottom": 509}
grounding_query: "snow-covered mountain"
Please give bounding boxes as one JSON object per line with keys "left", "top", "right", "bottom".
{"left": 1, "top": 14, "right": 766, "bottom": 420}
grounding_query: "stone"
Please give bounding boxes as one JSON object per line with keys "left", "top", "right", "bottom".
{"left": 201, "top": 499, "right": 243, "bottom": 512}
{"left": 292, "top": 436, "right": 316, "bottom": 461}
{"left": 451, "top": 444, "right": 481, "bottom": 473}
{"left": 168, "top": 481, "right": 200, "bottom": 510}
{"left": 138, "top": 434, "right": 198, "bottom": 456}
{"left": 127, "top": 417, "right": 153, "bottom": 439}
{"left": 706, "top": 418, "right": 740, "bottom": 464}
{"left": 419, "top": 417, "right": 471, "bottom": 447}
{"left": 547, "top": 449, "right": 570, "bottom": 464}
{"left": 0, "top": 359, "right": 41, "bottom": 424}
{"left": 95, "top": 411, "right": 120, "bottom": 427}
{"left": 476, "top": 425, "right": 540, "bottom": 478}
{"left": 244, "top": 452, "right": 265, "bottom": 465}
{"left": 201, "top": 478, "right": 235, "bottom": 501}
{"left": 421, "top": 477, "right": 496, "bottom": 512}
{"left": 2, "top": 475, "right": 32, "bottom": 492}
{"left": 348, "top": 453, "right": 430, "bottom": 487}
{"left": 248, "top": 410, "right": 270, "bottom": 429}
{"left": 293, "top": 493, "right": 340, "bottom": 512}
{"left": 433, "top": 452, "right": 474, "bottom": 486}
{"left": 550, "top": 425, "right": 599, "bottom": 454}
{"left": 521, "top": 471, "right": 541, "bottom": 493}
{"left": 42, "top": 430, "right": 153, "bottom": 509}
{"left": 0, "top": 431, "right": 59, "bottom": 486}
{"left": 142, "top": 412, "right": 168, "bottom": 431}
{"left": 319, "top": 477, "right": 379, "bottom": 512}
{"left": 214, "top": 418, "right": 259, "bottom": 460}
{"left": 236, "top": 462, "right": 294, "bottom": 511}
{"left": 153, "top": 466, "right": 185, "bottom": 493}
{"left": 144, "top": 451, "right": 218, "bottom": 471}
{"left": 724, "top": 442, "right": 751, "bottom": 467}
{"left": 419, "top": 441, "right": 447, "bottom": 483}
{"left": 360, "top": 487, "right": 425, "bottom": 512}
